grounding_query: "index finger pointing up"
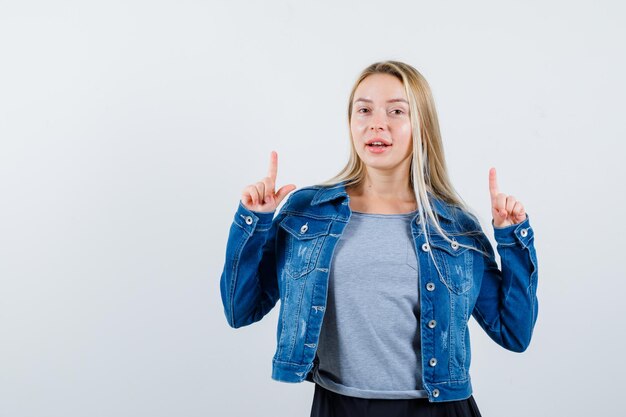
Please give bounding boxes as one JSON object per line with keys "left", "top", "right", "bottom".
{"left": 489, "top": 167, "right": 499, "bottom": 202}
{"left": 267, "top": 150, "right": 278, "bottom": 181}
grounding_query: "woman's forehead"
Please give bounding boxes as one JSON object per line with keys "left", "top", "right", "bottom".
{"left": 354, "top": 74, "right": 407, "bottom": 103}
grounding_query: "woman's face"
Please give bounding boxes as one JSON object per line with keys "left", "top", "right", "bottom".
{"left": 350, "top": 73, "right": 413, "bottom": 174}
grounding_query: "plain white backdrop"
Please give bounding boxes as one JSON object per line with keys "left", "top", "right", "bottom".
{"left": 1, "top": 1, "right": 625, "bottom": 416}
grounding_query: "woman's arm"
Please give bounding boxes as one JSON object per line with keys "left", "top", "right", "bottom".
{"left": 470, "top": 215, "right": 539, "bottom": 352}
{"left": 469, "top": 167, "right": 539, "bottom": 352}
{"left": 220, "top": 150, "right": 296, "bottom": 328}
{"left": 219, "top": 199, "right": 289, "bottom": 328}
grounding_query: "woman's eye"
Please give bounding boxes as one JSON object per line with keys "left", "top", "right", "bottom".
{"left": 356, "top": 108, "right": 404, "bottom": 115}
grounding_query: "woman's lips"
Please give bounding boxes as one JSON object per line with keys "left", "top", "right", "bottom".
{"left": 366, "top": 143, "right": 391, "bottom": 154}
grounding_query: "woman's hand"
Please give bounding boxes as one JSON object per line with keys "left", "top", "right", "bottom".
{"left": 241, "top": 150, "right": 296, "bottom": 213}
{"left": 489, "top": 167, "right": 527, "bottom": 228}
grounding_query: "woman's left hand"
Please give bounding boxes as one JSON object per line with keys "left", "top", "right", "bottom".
{"left": 489, "top": 167, "right": 528, "bottom": 228}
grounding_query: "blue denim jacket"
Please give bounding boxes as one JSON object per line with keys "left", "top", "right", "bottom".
{"left": 220, "top": 181, "right": 539, "bottom": 402}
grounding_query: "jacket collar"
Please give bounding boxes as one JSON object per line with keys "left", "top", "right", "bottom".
{"left": 311, "top": 180, "right": 454, "bottom": 221}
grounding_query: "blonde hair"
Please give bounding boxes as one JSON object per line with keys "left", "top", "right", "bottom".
{"left": 316, "top": 60, "right": 489, "bottom": 262}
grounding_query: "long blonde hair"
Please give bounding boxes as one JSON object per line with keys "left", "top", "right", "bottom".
{"left": 316, "top": 60, "right": 488, "bottom": 259}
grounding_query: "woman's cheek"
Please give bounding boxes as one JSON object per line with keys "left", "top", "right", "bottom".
{"left": 398, "top": 121, "right": 412, "bottom": 138}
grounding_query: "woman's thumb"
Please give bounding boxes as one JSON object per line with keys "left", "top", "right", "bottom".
{"left": 275, "top": 184, "right": 296, "bottom": 205}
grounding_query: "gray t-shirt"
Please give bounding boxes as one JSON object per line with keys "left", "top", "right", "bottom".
{"left": 312, "top": 209, "right": 429, "bottom": 399}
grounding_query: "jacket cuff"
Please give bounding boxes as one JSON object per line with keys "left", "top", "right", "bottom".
{"left": 234, "top": 200, "right": 276, "bottom": 232}
{"left": 492, "top": 214, "right": 534, "bottom": 249}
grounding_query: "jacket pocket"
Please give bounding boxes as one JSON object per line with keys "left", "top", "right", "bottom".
{"left": 429, "top": 236, "right": 475, "bottom": 294}
{"left": 279, "top": 215, "right": 332, "bottom": 279}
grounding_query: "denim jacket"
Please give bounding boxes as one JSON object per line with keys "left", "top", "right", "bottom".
{"left": 219, "top": 181, "right": 539, "bottom": 402}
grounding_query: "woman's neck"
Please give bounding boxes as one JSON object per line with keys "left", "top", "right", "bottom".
{"left": 347, "top": 181, "right": 417, "bottom": 215}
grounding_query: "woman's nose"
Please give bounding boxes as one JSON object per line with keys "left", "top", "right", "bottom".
{"left": 369, "top": 109, "right": 387, "bottom": 130}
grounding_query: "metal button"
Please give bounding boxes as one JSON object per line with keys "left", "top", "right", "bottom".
{"left": 421, "top": 243, "right": 430, "bottom": 252}
{"left": 245, "top": 216, "right": 253, "bottom": 225}
{"left": 429, "top": 358, "right": 437, "bottom": 367}
{"left": 415, "top": 217, "right": 421, "bottom": 225}
{"left": 300, "top": 223, "right": 309, "bottom": 234}
{"left": 451, "top": 241, "right": 459, "bottom": 250}
{"left": 428, "top": 320, "right": 437, "bottom": 328}
{"left": 426, "top": 282, "right": 435, "bottom": 291}
{"left": 520, "top": 228, "right": 528, "bottom": 237}
{"left": 432, "top": 389, "right": 440, "bottom": 397}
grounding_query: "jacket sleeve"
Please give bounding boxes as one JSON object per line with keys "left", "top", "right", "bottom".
{"left": 470, "top": 214, "right": 539, "bottom": 352}
{"left": 219, "top": 197, "right": 290, "bottom": 329}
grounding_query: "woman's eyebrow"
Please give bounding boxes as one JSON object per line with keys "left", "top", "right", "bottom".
{"left": 354, "top": 98, "right": 408, "bottom": 104}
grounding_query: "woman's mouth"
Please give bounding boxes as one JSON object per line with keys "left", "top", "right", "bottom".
{"left": 366, "top": 143, "right": 391, "bottom": 153}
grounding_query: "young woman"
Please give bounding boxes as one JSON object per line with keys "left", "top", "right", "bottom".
{"left": 220, "top": 60, "right": 539, "bottom": 417}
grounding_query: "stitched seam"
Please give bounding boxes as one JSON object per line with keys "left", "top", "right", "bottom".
{"left": 228, "top": 231, "right": 250, "bottom": 327}
{"left": 303, "top": 281, "right": 317, "bottom": 356}
{"left": 501, "top": 248, "right": 511, "bottom": 304}
{"left": 287, "top": 281, "right": 306, "bottom": 360}
{"left": 232, "top": 220, "right": 246, "bottom": 233}
{"left": 449, "top": 291, "right": 455, "bottom": 378}
{"left": 496, "top": 241, "right": 516, "bottom": 247}
{"left": 461, "top": 296, "right": 469, "bottom": 375}
{"left": 429, "top": 377, "right": 471, "bottom": 386}
{"left": 273, "top": 358, "right": 310, "bottom": 366}
{"left": 277, "top": 272, "right": 290, "bottom": 359}
{"left": 281, "top": 209, "right": 336, "bottom": 220}
{"left": 527, "top": 249, "right": 539, "bottom": 341}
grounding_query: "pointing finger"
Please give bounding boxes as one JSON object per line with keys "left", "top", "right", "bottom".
{"left": 489, "top": 167, "right": 499, "bottom": 204}
{"left": 267, "top": 150, "right": 278, "bottom": 181}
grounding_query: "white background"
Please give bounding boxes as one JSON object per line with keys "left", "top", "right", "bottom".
{"left": 1, "top": 1, "right": 625, "bottom": 416}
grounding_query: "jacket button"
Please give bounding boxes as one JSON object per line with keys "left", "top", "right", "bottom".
{"left": 428, "top": 319, "right": 437, "bottom": 328}
{"left": 300, "top": 223, "right": 309, "bottom": 233}
{"left": 520, "top": 228, "right": 528, "bottom": 237}
{"left": 415, "top": 217, "right": 421, "bottom": 225}
{"left": 426, "top": 282, "right": 435, "bottom": 291}
{"left": 451, "top": 240, "right": 459, "bottom": 250}
{"left": 432, "top": 389, "right": 440, "bottom": 397}
{"left": 429, "top": 358, "right": 437, "bottom": 366}
{"left": 421, "top": 243, "right": 430, "bottom": 252}
{"left": 245, "top": 216, "right": 253, "bottom": 225}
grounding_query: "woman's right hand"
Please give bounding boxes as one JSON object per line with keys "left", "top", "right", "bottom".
{"left": 241, "top": 150, "right": 296, "bottom": 213}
